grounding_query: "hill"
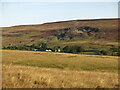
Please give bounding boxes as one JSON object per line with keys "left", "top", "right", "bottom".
{"left": 2, "top": 18, "right": 119, "bottom": 47}
{"left": 1, "top": 18, "right": 119, "bottom": 56}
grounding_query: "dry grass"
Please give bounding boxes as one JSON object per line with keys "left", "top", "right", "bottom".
{"left": 2, "top": 64, "right": 118, "bottom": 88}
{"left": 2, "top": 50, "right": 119, "bottom": 88}
{"left": 2, "top": 50, "right": 118, "bottom": 72}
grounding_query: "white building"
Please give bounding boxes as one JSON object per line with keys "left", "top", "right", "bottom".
{"left": 46, "top": 49, "right": 52, "bottom": 52}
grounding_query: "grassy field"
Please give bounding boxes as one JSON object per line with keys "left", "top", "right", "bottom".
{"left": 2, "top": 50, "right": 118, "bottom": 88}
{"left": 3, "top": 65, "right": 118, "bottom": 88}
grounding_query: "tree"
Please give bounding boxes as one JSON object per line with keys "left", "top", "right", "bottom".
{"left": 63, "top": 46, "right": 71, "bottom": 53}
{"left": 39, "top": 43, "right": 47, "bottom": 50}
{"left": 95, "top": 50, "right": 108, "bottom": 55}
{"left": 63, "top": 46, "right": 84, "bottom": 53}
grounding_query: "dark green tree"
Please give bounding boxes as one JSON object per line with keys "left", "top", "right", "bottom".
{"left": 39, "top": 43, "right": 47, "bottom": 50}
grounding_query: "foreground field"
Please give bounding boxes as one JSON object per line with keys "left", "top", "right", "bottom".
{"left": 3, "top": 50, "right": 118, "bottom": 72}
{"left": 3, "top": 65, "right": 118, "bottom": 88}
{"left": 2, "top": 50, "right": 118, "bottom": 88}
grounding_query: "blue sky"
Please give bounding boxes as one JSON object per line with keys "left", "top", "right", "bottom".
{"left": 0, "top": 1, "right": 118, "bottom": 27}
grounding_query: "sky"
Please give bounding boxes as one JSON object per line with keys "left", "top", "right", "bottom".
{"left": 0, "top": 0, "right": 119, "bottom": 27}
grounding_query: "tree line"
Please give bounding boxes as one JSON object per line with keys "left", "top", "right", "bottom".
{"left": 2, "top": 43, "right": 120, "bottom": 56}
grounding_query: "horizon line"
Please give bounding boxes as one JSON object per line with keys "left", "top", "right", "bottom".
{"left": 1, "top": 17, "right": 119, "bottom": 28}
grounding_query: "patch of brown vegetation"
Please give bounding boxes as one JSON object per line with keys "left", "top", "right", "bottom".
{"left": 2, "top": 34, "right": 22, "bottom": 37}
{"left": 30, "top": 30, "right": 57, "bottom": 39}
{"left": 10, "top": 30, "right": 40, "bottom": 33}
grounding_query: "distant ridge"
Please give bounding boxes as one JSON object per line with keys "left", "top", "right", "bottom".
{"left": 2, "top": 18, "right": 119, "bottom": 47}
{"left": 6, "top": 18, "right": 119, "bottom": 28}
